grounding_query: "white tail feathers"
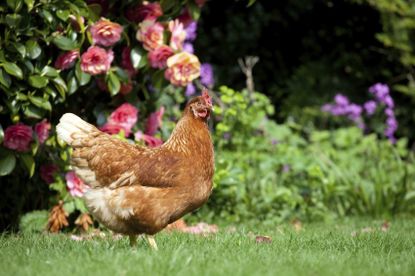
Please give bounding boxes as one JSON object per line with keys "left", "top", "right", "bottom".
{"left": 56, "top": 113, "right": 95, "bottom": 144}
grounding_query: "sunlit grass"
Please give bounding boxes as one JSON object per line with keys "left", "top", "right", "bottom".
{"left": 1, "top": 218, "right": 414, "bottom": 276}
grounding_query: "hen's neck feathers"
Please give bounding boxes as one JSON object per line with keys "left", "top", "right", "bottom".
{"left": 163, "top": 113, "right": 211, "bottom": 154}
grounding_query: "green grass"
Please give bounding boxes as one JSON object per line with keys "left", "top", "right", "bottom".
{"left": 1, "top": 219, "right": 415, "bottom": 276}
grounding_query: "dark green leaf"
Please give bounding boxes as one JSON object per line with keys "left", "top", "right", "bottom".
{"left": 0, "top": 124, "right": 4, "bottom": 144}
{"left": 87, "top": 4, "right": 102, "bottom": 22}
{"left": 28, "top": 95, "right": 51, "bottom": 111}
{"left": 41, "top": 66, "right": 59, "bottom": 77}
{"left": 114, "top": 67, "right": 129, "bottom": 82}
{"left": 0, "top": 151, "right": 16, "bottom": 176}
{"left": 24, "top": 0, "right": 34, "bottom": 11}
{"left": 28, "top": 75, "right": 49, "bottom": 88}
{"left": 56, "top": 9, "right": 70, "bottom": 21}
{"left": 75, "top": 62, "right": 91, "bottom": 86}
{"left": 130, "top": 47, "right": 147, "bottom": 69}
{"left": 20, "top": 153, "right": 35, "bottom": 177}
{"left": 107, "top": 71, "right": 120, "bottom": 96}
{"left": 0, "top": 68, "right": 11, "bottom": 88}
{"left": 2, "top": 62, "right": 23, "bottom": 79}
{"left": 25, "top": 40, "right": 41, "bottom": 60}
{"left": 247, "top": 0, "right": 256, "bottom": 7}
{"left": 13, "top": 43, "right": 26, "bottom": 58}
{"left": 52, "top": 36, "right": 77, "bottom": 51}
{"left": 52, "top": 77, "right": 68, "bottom": 97}
{"left": 23, "top": 104, "right": 45, "bottom": 119}
{"left": 187, "top": 1, "right": 201, "bottom": 20}
{"left": 40, "top": 9, "right": 53, "bottom": 23}
{"left": 67, "top": 76, "right": 78, "bottom": 95}
{"left": 7, "top": 0, "right": 23, "bottom": 12}
{"left": 5, "top": 14, "right": 22, "bottom": 27}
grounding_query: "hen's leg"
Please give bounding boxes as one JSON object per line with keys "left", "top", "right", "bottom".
{"left": 129, "top": 235, "right": 137, "bottom": 247}
{"left": 146, "top": 235, "right": 158, "bottom": 250}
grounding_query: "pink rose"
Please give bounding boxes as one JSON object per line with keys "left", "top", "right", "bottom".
{"left": 34, "top": 119, "right": 51, "bottom": 144}
{"left": 136, "top": 19, "right": 164, "bottom": 51}
{"left": 168, "top": 20, "right": 186, "bottom": 51}
{"left": 66, "top": 171, "right": 87, "bottom": 197}
{"left": 148, "top": 46, "right": 174, "bottom": 69}
{"left": 40, "top": 164, "right": 59, "bottom": 184}
{"left": 107, "top": 103, "right": 138, "bottom": 133}
{"left": 90, "top": 18, "right": 123, "bottom": 47}
{"left": 165, "top": 52, "right": 201, "bottom": 87}
{"left": 80, "top": 46, "right": 114, "bottom": 75}
{"left": 100, "top": 123, "right": 131, "bottom": 137}
{"left": 135, "top": 131, "right": 163, "bottom": 148}
{"left": 3, "top": 123, "right": 33, "bottom": 152}
{"left": 145, "top": 107, "right": 165, "bottom": 136}
{"left": 54, "top": 50, "right": 79, "bottom": 70}
{"left": 125, "top": 1, "right": 162, "bottom": 23}
{"left": 121, "top": 47, "right": 137, "bottom": 77}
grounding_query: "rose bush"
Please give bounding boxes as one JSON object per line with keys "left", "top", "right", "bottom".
{"left": 0, "top": 0, "right": 210, "bottom": 230}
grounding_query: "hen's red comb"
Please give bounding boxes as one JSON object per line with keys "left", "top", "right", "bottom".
{"left": 202, "top": 87, "right": 212, "bottom": 106}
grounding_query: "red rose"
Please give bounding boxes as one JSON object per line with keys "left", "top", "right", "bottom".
{"left": 40, "top": 164, "right": 59, "bottom": 184}
{"left": 80, "top": 46, "right": 114, "bottom": 75}
{"left": 148, "top": 46, "right": 174, "bottom": 69}
{"left": 107, "top": 103, "right": 138, "bottom": 134}
{"left": 3, "top": 123, "right": 33, "bottom": 152}
{"left": 34, "top": 119, "right": 51, "bottom": 144}
{"left": 145, "top": 107, "right": 165, "bottom": 136}
{"left": 54, "top": 50, "right": 79, "bottom": 70}
{"left": 125, "top": 1, "right": 162, "bottom": 23}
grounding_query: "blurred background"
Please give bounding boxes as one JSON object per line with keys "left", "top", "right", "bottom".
{"left": 1, "top": 0, "right": 414, "bottom": 233}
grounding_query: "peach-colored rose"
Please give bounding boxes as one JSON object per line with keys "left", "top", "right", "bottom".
{"left": 148, "top": 45, "right": 174, "bottom": 69}
{"left": 80, "top": 46, "right": 114, "bottom": 75}
{"left": 164, "top": 52, "right": 201, "bottom": 87}
{"left": 34, "top": 119, "right": 51, "bottom": 144}
{"left": 125, "top": 1, "right": 162, "bottom": 23}
{"left": 3, "top": 123, "right": 33, "bottom": 152}
{"left": 54, "top": 50, "right": 79, "bottom": 70}
{"left": 136, "top": 19, "right": 164, "bottom": 51}
{"left": 66, "top": 171, "right": 87, "bottom": 197}
{"left": 90, "top": 18, "right": 123, "bottom": 47}
{"left": 168, "top": 20, "right": 186, "bottom": 51}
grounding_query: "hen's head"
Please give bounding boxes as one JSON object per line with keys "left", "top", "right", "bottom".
{"left": 186, "top": 88, "right": 213, "bottom": 121}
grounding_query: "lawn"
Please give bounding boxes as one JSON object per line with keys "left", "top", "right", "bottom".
{"left": 1, "top": 218, "right": 414, "bottom": 276}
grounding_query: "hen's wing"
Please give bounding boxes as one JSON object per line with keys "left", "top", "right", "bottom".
{"left": 57, "top": 113, "right": 178, "bottom": 189}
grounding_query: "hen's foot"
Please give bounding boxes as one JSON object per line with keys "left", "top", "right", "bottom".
{"left": 146, "top": 235, "right": 158, "bottom": 250}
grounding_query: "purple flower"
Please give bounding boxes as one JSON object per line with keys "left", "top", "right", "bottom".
{"left": 186, "top": 83, "right": 196, "bottom": 96}
{"left": 334, "top": 94, "right": 349, "bottom": 106}
{"left": 384, "top": 95, "right": 394, "bottom": 108}
{"left": 200, "top": 63, "right": 214, "bottom": 87}
{"left": 385, "top": 108, "right": 394, "bottom": 117}
{"left": 346, "top": 104, "right": 362, "bottom": 120}
{"left": 364, "top": 100, "right": 377, "bottom": 115}
{"left": 321, "top": 104, "right": 333, "bottom": 113}
{"left": 183, "top": 42, "right": 194, "bottom": 54}
{"left": 185, "top": 21, "right": 197, "bottom": 41}
{"left": 369, "top": 83, "right": 389, "bottom": 102}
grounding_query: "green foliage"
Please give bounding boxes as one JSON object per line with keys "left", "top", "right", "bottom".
{"left": 19, "top": 210, "right": 48, "bottom": 234}
{"left": 197, "top": 86, "right": 415, "bottom": 224}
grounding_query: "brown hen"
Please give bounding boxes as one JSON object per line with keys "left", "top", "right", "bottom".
{"left": 56, "top": 89, "right": 214, "bottom": 249}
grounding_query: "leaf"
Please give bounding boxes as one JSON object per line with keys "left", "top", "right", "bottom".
{"left": 0, "top": 68, "right": 11, "bottom": 88}
{"left": 106, "top": 71, "right": 120, "bottom": 96}
{"left": 20, "top": 153, "right": 35, "bottom": 177}
{"left": 28, "top": 75, "right": 49, "bottom": 88}
{"left": 75, "top": 62, "right": 91, "bottom": 86}
{"left": 7, "top": 0, "right": 23, "bottom": 12}
{"left": 130, "top": 47, "right": 147, "bottom": 69}
{"left": 23, "top": 105, "right": 45, "bottom": 119}
{"left": 52, "top": 36, "right": 77, "bottom": 51}
{"left": 40, "top": 9, "right": 53, "bottom": 23}
{"left": 2, "top": 62, "right": 23, "bottom": 79}
{"left": 0, "top": 124, "right": 3, "bottom": 144}
{"left": 28, "top": 95, "right": 51, "bottom": 111}
{"left": 56, "top": 9, "right": 70, "bottom": 21}
{"left": 63, "top": 201, "right": 75, "bottom": 214}
{"left": 187, "top": 1, "right": 201, "bottom": 20}
{"left": 13, "top": 42, "right": 26, "bottom": 58}
{"left": 5, "top": 14, "right": 22, "bottom": 28}
{"left": 0, "top": 151, "right": 16, "bottom": 176}
{"left": 24, "top": 0, "right": 34, "bottom": 11}
{"left": 25, "top": 40, "right": 41, "bottom": 60}
{"left": 41, "top": 66, "right": 59, "bottom": 77}
{"left": 247, "top": 0, "right": 256, "bottom": 7}
{"left": 67, "top": 76, "right": 78, "bottom": 95}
